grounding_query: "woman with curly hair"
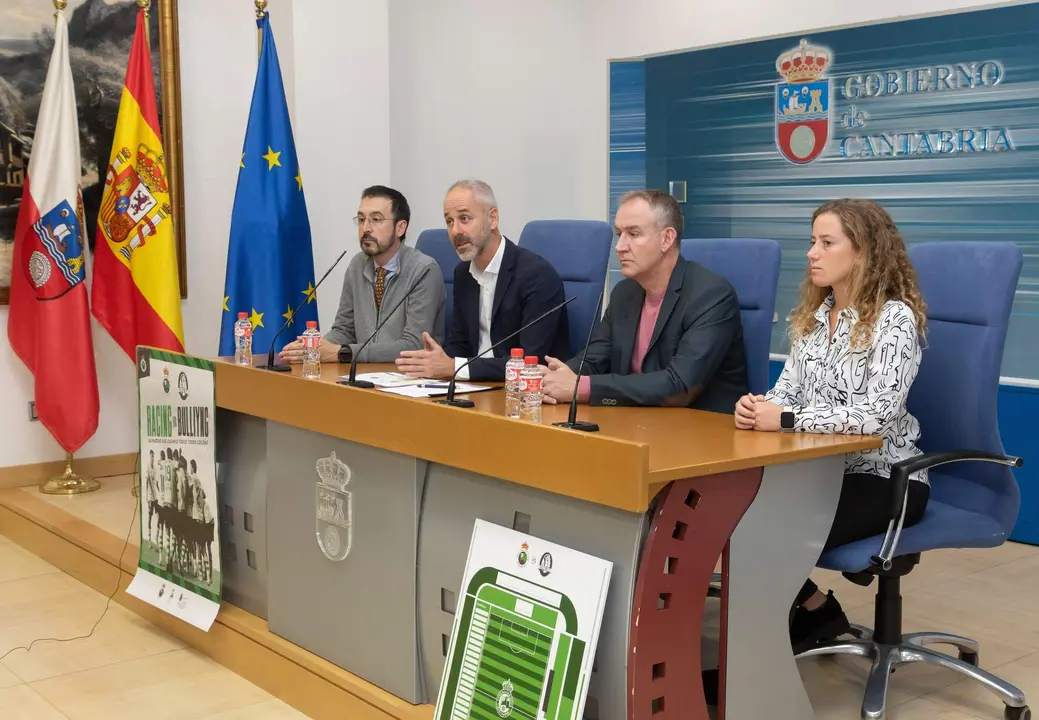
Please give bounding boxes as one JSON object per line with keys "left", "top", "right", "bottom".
{"left": 735, "top": 198, "right": 930, "bottom": 653}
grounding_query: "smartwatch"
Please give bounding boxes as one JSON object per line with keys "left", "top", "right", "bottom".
{"left": 337, "top": 345, "right": 353, "bottom": 364}
{"left": 780, "top": 407, "right": 796, "bottom": 432}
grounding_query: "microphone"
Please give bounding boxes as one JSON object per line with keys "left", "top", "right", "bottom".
{"left": 260, "top": 249, "right": 348, "bottom": 372}
{"left": 338, "top": 264, "right": 434, "bottom": 388}
{"left": 435, "top": 296, "right": 575, "bottom": 408}
{"left": 553, "top": 287, "right": 604, "bottom": 432}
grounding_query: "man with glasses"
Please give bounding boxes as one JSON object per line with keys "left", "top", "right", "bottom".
{"left": 279, "top": 185, "right": 445, "bottom": 364}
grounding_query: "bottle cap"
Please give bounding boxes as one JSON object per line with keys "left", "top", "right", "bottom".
{"left": 306, "top": 321, "right": 317, "bottom": 329}
{"left": 510, "top": 348, "right": 524, "bottom": 358}
{"left": 238, "top": 312, "right": 247, "bottom": 319}
{"left": 524, "top": 356, "right": 538, "bottom": 365}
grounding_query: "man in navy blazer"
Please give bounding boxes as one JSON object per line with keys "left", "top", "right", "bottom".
{"left": 396, "top": 179, "right": 570, "bottom": 382}
{"left": 540, "top": 189, "right": 747, "bottom": 413}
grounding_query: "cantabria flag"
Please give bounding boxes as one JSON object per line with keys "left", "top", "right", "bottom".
{"left": 6, "top": 9, "right": 99, "bottom": 454}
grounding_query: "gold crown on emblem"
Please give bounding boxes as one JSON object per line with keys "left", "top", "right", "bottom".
{"left": 136, "top": 143, "right": 169, "bottom": 195}
{"left": 316, "top": 451, "right": 351, "bottom": 491}
{"left": 776, "top": 39, "right": 831, "bottom": 83}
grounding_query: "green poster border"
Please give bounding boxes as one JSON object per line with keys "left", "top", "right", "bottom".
{"left": 135, "top": 345, "right": 219, "bottom": 603}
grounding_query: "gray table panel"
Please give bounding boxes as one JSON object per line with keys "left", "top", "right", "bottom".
{"left": 265, "top": 421, "right": 428, "bottom": 704}
{"left": 724, "top": 455, "right": 845, "bottom": 720}
{"left": 215, "top": 409, "right": 269, "bottom": 618}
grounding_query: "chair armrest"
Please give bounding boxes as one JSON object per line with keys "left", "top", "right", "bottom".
{"left": 870, "top": 451, "right": 1024, "bottom": 570}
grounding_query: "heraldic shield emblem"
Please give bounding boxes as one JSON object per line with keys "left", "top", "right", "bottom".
{"left": 775, "top": 39, "right": 833, "bottom": 164}
{"left": 21, "top": 197, "right": 88, "bottom": 301}
{"left": 316, "top": 451, "right": 353, "bottom": 562}
{"left": 98, "top": 143, "right": 173, "bottom": 263}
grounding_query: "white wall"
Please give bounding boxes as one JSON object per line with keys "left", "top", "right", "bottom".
{"left": 388, "top": 0, "right": 593, "bottom": 240}
{"left": 0, "top": 0, "right": 391, "bottom": 468}
{"left": 389, "top": 0, "right": 1017, "bottom": 235}
{"left": 292, "top": 0, "right": 391, "bottom": 329}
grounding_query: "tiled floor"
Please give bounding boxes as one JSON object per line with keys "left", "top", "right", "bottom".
{"left": 6, "top": 474, "right": 1039, "bottom": 719}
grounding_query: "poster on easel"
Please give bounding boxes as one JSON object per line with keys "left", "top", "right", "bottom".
{"left": 434, "top": 519, "right": 612, "bottom": 720}
{"left": 126, "top": 346, "right": 221, "bottom": 631}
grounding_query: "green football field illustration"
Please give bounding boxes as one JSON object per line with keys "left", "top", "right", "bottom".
{"left": 439, "top": 567, "right": 587, "bottom": 720}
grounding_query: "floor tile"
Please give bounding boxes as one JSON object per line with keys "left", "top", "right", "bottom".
{"left": 31, "top": 648, "right": 272, "bottom": 720}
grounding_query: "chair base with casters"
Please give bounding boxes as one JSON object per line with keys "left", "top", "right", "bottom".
{"left": 799, "top": 451, "right": 1030, "bottom": 720}
{"left": 797, "top": 553, "right": 1030, "bottom": 720}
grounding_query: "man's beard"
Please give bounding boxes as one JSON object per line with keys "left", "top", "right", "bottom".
{"left": 360, "top": 233, "right": 388, "bottom": 256}
{"left": 453, "top": 231, "right": 486, "bottom": 261}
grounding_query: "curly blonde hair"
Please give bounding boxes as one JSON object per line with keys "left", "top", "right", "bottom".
{"left": 789, "top": 199, "right": 927, "bottom": 350}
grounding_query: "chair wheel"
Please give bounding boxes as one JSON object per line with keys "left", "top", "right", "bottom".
{"left": 959, "top": 650, "right": 979, "bottom": 666}
{"left": 1005, "top": 704, "right": 1031, "bottom": 720}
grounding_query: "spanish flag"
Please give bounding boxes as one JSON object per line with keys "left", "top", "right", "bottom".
{"left": 91, "top": 8, "right": 184, "bottom": 359}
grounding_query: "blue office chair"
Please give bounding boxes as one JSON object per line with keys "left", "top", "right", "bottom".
{"left": 800, "top": 242, "right": 1029, "bottom": 720}
{"left": 680, "top": 238, "right": 782, "bottom": 396}
{"left": 518, "top": 220, "right": 613, "bottom": 356}
{"left": 415, "top": 229, "right": 460, "bottom": 330}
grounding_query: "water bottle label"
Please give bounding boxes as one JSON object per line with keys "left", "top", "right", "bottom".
{"left": 522, "top": 375, "right": 542, "bottom": 393}
{"left": 235, "top": 324, "right": 252, "bottom": 339}
{"left": 303, "top": 334, "right": 321, "bottom": 350}
{"left": 505, "top": 367, "right": 520, "bottom": 382}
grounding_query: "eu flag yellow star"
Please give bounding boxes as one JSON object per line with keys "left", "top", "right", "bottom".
{"left": 222, "top": 295, "right": 230, "bottom": 312}
{"left": 240, "top": 153, "right": 245, "bottom": 169}
{"left": 249, "top": 308, "right": 265, "bottom": 329}
{"left": 295, "top": 170, "right": 303, "bottom": 191}
{"left": 282, "top": 304, "right": 295, "bottom": 325}
{"left": 262, "top": 146, "right": 282, "bottom": 170}
{"left": 302, "top": 282, "right": 316, "bottom": 304}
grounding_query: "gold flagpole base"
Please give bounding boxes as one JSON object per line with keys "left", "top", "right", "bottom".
{"left": 39, "top": 453, "right": 101, "bottom": 495}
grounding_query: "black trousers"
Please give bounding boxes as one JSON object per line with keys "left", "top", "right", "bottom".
{"left": 797, "top": 472, "right": 930, "bottom": 606}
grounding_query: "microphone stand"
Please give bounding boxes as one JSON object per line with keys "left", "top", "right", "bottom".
{"left": 339, "top": 265, "right": 434, "bottom": 388}
{"left": 259, "top": 250, "right": 348, "bottom": 371}
{"left": 553, "top": 288, "right": 604, "bottom": 432}
{"left": 436, "top": 296, "right": 575, "bottom": 408}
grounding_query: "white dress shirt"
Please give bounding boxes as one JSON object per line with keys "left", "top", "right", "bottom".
{"left": 454, "top": 236, "right": 506, "bottom": 380}
{"left": 765, "top": 295, "right": 928, "bottom": 484}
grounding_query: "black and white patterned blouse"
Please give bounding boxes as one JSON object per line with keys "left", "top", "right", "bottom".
{"left": 766, "top": 295, "right": 928, "bottom": 484}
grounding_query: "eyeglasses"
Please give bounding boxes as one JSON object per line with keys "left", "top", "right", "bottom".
{"left": 354, "top": 215, "right": 390, "bottom": 228}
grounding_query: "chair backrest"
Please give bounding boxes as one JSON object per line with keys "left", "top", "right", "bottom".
{"left": 518, "top": 220, "right": 613, "bottom": 355}
{"left": 908, "top": 241, "right": 1023, "bottom": 534}
{"left": 415, "top": 229, "right": 460, "bottom": 329}
{"left": 679, "top": 238, "right": 781, "bottom": 396}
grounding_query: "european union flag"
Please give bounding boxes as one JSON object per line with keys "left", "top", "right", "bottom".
{"left": 219, "top": 13, "right": 318, "bottom": 357}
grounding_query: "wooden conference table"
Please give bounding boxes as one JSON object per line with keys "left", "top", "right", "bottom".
{"left": 210, "top": 358, "right": 879, "bottom": 720}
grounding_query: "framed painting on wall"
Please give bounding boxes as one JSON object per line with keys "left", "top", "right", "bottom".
{"left": 0, "top": 0, "right": 186, "bottom": 305}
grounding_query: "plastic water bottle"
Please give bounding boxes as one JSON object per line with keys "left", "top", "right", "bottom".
{"left": 504, "top": 348, "right": 525, "bottom": 419}
{"left": 234, "top": 312, "right": 252, "bottom": 366}
{"left": 301, "top": 321, "right": 322, "bottom": 379}
{"left": 518, "top": 356, "right": 543, "bottom": 423}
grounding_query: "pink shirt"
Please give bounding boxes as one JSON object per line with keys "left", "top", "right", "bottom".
{"left": 577, "top": 292, "right": 665, "bottom": 402}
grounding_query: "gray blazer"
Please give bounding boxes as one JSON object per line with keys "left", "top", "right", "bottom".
{"left": 324, "top": 244, "right": 445, "bottom": 362}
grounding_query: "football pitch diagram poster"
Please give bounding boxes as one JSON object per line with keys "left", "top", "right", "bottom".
{"left": 434, "top": 520, "right": 612, "bottom": 720}
{"left": 127, "top": 347, "right": 221, "bottom": 631}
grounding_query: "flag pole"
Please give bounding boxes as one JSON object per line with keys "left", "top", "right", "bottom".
{"left": 129, "top": 0, "right": 151, "bottom": 501}
{"left": 256, "top": 0, "right": 268, "bottom": 56}
{"left": 38, "top": 0, "right": 100, "bottom": 497}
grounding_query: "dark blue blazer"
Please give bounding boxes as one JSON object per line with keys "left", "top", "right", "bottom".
{"left": 445, "top": 237, "right": 570, "bottom": 381}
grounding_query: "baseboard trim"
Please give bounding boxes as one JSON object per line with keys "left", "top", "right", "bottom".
{"left": 0, "top": 487, "right": 433, "bottom": 720}
{"left": 0, "top": 453, "right": 138, "bottom": 490}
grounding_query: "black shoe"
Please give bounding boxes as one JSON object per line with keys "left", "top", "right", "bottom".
{"left": 701, "top": 668, "right": 719, "bottom": 706}
{"left": 790, "top": 590, "right": 850, "bottom": 654}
